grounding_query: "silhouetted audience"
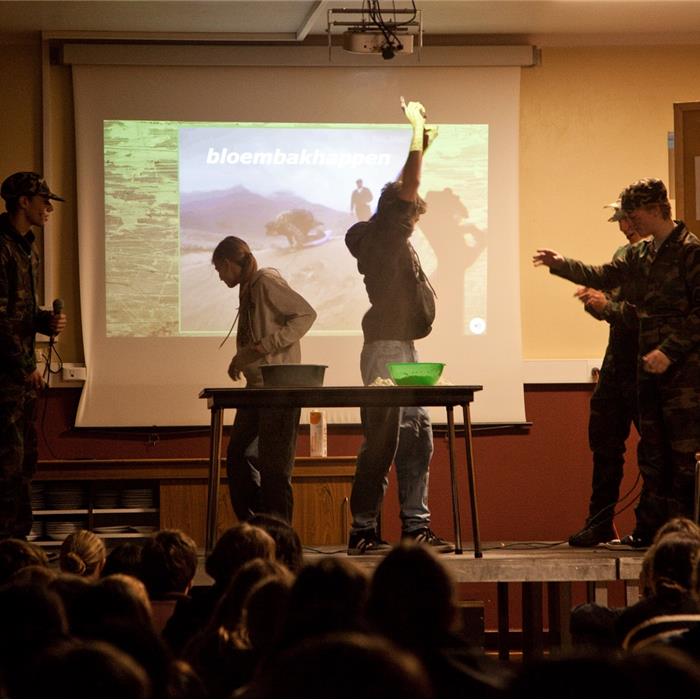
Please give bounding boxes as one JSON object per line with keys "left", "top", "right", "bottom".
{"left": 0, "top": 537, "right": 48, "bottom": 584}
{"left": 102, "top": 541, "right": 144, "bottom": 579}
{"left": 60, "top": 529, "right": 107, "bottom": 579}
{"left": 140, "top": 529, "right": 198, "bottom": 633}
{"left": 6, "top": 518, "right": 700, "bottom": 698}
{"left": 164, "top": 522, "right": 275, "bottom": 655}
{"left": 367, "top": 542, "right": 509, "bottom": 697}
{"left": 249, "top": 512, "right": 304, "bottom": 572}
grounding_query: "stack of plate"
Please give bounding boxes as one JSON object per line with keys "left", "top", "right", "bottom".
{"left": 46, "top": 486, "right": 86, "bottom": 510}
{"left": 31, "top": 485, "right": 45, "bottom": 510}
{"left": 130, "top": 524, "right": 158, "bottom": 535}
{"left": 121, "top": 488, "right": 154, "bottom": 509}
{"left": 94, "top": 488, "right": 120, "bottom": 509}
{"left": 93, "top": 525, "right": 131, "bottom": 534}
{"left": 28, "top": 521, "right": 44, "bottom": 541}
{"left": 45, "top": 520, "right": 84, "bottom": 541}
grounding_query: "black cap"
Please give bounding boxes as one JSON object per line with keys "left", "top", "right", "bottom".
{"left": 0, "top": 172, "right": 65, "bottom": 202}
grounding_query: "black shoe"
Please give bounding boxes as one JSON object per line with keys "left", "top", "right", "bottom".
{"left": 617, "top": 533, "right": 651, "bottom": 549}
{"left": 402, "top": 527, "right": 454, "bottom": 553}
{"left": 568, "top": 522, "right": 616, "bottom": 548}
{"left": 347, "top": 529, "right": 391, "bottom": 555}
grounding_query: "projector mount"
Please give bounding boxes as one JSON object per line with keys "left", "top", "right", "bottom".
{"left": 327, "top": 1, "right": 423, "bottom": 61}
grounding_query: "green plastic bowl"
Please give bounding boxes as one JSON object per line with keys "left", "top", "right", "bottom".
{"left": 386, "top": 362, "right": 445, "bottom": 386}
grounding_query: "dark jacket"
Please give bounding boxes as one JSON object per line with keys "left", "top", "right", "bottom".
{"left": 346, "top": 198, "right": 434, "bottom": 342}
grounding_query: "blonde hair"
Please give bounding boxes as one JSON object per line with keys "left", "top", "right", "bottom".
{"left": 59, "top": 530, "right": 107, "bottom": 578}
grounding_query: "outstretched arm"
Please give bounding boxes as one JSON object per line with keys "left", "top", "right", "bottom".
{"left": 397, "top": 97, "right": 426, "bottom": 203}
{"left": 533, "top": 248, "right": 565, "bottom": 270}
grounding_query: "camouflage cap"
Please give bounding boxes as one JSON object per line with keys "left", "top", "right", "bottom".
{"left": 620, "top": 178, "right": 668, "bottom": 212}
{"left": 604, "top": 199, "right": 626, "bottom": 222}
{"left": 0, "top": 171, "right": 65, "bottom": 202}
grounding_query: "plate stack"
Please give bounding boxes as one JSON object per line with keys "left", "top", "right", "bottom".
{"left": 31, "top": 484, "right": 45, "bottom": 510}
{"left": 93, "top": 525, "right": 130, "bottom": 534}
{"left": 121, "top": 488, "right": 155, "bottom": 509}
{"left": 45, "top": 485, "right": 86, "bottom": 510}
{"left": 130, "top": 524, "right": 158, "bottom": 535}
{"left": 28, "top": 521, "right": 44, "bottom": 541}
{"left": 94, "top": 488, "right": 120, "bottom": 509}
{"left": 45, "top": 520, "right": 84, "bottom": 541}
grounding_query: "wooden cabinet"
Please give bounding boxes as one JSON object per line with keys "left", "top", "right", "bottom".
{"left": 36, "top": 457, "right": 355, "bottom": 548}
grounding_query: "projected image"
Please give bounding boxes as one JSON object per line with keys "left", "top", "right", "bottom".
{"left": 104, "top": 120, "right": 488, "bottom": 338}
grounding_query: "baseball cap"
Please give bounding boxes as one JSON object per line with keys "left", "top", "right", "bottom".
{"left": 620, "top": 178, "right": 668, "bottom": 213}
{"left": 604, "top": 200, "right": 626, "bottom": 222}
{"left": 0, "top": 172, "right": 65, "bottom": 202}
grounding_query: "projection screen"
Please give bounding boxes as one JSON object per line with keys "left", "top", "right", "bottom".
{"left": 72, "top": 62, "right": 525, "bottom": 427}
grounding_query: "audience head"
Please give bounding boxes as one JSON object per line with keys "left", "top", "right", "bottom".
{"left": 249, "top": 513, "right": 304, "bottom": 572}
{"left": 102, "top": 541, "right": 144, "bottom": 579}
{"left": 59, "top": 529, "right": 107, "bottom": 579}
{"left": 9, "top": 563, "right": 58, "bottom": 587}
{"left": 243, "top": 575, "right": 293, "bottom": 654}
{"left": 211, "top": 557, "right": 291, "bottom": 634}
{"left": 205, "top": 523, "right": 275, "bottom": 588}
{"left": 139, "top": 529, "right": 198, "bottom": 599}
{"left": 27, "top": 639, "right": 151, "bottom": 698}
{"left": 94, "top": 574, "right": 154, "bottom": 630}
{"left": 0, "top": 538, "right": 49, "bottom": 585}
{"left": 367, "top": 542, "right": 456, "bottom": 649}
{"left": 281, "top": 556, "right": 368, "bottom": 647}
{"left": 0, "top": 582, "right": 68, "bottom": 694}
{"left": 254, "top": 632, "right": 431, "bottom": 698}
{"left": 649, "top": 534, "right": 700, "bottom": 595}
{"left": 624, "top": 645, "right": 700, "bottom": 697}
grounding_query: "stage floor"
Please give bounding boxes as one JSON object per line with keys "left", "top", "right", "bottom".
{"left": 193, "top": 541, "right": 645, "bottom": 658}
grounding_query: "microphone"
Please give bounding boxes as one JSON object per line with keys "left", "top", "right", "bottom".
{"left": 52, "top": 298, "right": 64, "bottom": 316}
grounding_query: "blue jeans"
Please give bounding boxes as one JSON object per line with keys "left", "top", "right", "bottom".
{"left": 350, "top": 340, "right": 433, "bottom": 534}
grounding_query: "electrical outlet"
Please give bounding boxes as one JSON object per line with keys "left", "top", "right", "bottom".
{"left": 62, "top": 364, "right": 87, "bottom": 382}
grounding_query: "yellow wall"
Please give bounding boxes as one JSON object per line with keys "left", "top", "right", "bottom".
{"left": 521, "top": 45, "right": 700, "bottom": 358}
{"left": 4, "top": 37, "right": 700, "bottom": 364}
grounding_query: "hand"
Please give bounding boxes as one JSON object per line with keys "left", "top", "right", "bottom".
{"left": 574, "top": 287, "right": 608, "bottom": 313}
{"left": 49, "top": 313, "right": 67, "bottom": 335}
{"left": 533, "top": 249, "right": 565, "bottom": 270}
{"left": 642, "top": 349, "right": 672, "bottom": 374}
{"left": 228, "top": 357, "right": 242, "bottom": 382}
{"left": 423, "top": 125, "right": 439, "bottom": 152}
{"left": 400, "top": 96, "right": 426, "bottom": 128}
{"left": 26, "top": 368, "right": 45, "bottom": 391}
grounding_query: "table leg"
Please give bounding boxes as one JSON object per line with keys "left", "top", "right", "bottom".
{"left": 461, "top": 403, "right": 482, "bottom": 558}
{"left": 547, "top": 581, "right": 572, "bottom": 650}
{"left": 522, "top": 582, "right": 544, "bottom": 659}
{"left": 497, "top": 582, "right": 510, "bottom": 660}
{"left": 445, "top": 405, "right": 463, "bottom": 555}
{"left": 205, "top": 407, "right": 224, "bottom": 554}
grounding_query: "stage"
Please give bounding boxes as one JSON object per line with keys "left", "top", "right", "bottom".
{"left": 303, "top": 541, "right": 646, "bottom": 659}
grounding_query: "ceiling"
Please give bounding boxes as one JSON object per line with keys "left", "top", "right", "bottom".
{"left": 2, "top": 1, "right": 700, "bottom": 45}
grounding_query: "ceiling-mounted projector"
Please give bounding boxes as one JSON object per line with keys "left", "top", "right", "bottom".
{"left": 342, "top": 30, "right": 414, "bottom": 56}
{"left": 327, "top": 2, "right": 422, "bottom": 62}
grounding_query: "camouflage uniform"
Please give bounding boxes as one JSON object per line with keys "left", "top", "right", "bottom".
{"left": 583, "top": 242, "right": 645, "bottom": 533}
{"left": 552, "top": 221, "right": 700, "bottom": 539}
{"left": 0, "top": 173, "right": 63, "bottom": 539}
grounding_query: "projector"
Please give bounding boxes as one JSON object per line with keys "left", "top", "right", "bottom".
{"left": 342, "top": 30, "right": 414, "bottom": 56}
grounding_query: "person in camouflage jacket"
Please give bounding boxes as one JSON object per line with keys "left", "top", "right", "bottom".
{"left": 534, "top": 178, "right": 700, "bottom": 547}
{"left": 567, "top": 201, "right": 651, "bottom": 547}
{"left": 0, "top": 172, "right": 66, "bottom": 539}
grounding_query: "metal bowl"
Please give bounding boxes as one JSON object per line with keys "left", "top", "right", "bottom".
{"left": 386, "top": 362, "right": 445, "bottom": 386}
{"left": 260, "top": 364, "right": 327, "bottom": 387}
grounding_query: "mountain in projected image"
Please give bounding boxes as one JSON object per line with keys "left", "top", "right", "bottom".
{"left": 180, "top": 185, "right": 357, "bottom": 252}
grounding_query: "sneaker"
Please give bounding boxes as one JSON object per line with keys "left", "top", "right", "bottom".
{"left": 347, "top": 529, "right": 391, "bottom": 556}
{"left": 568, "top": 522, "right": 616, "bottom": 548}
{"left": 402, "top": 527, "right": 454, "bottom": 553}
{"left": 617, "top": 533, "right": 651, "bottom": 549}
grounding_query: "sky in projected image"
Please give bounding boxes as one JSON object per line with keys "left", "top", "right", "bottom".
{"left": 104, "top": 120, "right": 488, "bottom": 339}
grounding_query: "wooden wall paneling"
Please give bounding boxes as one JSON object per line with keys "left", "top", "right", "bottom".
{"left": 674, "top": 101, "right": 700, "bottom": 228}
